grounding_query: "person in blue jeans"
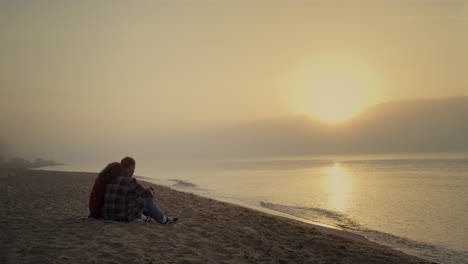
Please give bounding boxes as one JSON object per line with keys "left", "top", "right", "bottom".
{"left": 138, "top": 186, "right": 174, "bottom": 223}
{"left": 102, "top": 156, "right": 178, "bottom": 224}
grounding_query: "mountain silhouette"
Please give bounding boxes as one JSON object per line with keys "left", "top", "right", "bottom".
{"left": 153, "top": 96, "right": 468, "bottom": 158}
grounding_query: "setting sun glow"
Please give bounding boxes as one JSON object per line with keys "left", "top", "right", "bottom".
{"left": 286, "top": 58, "right": 383, "bottom": 123}
{"left": 306, "top": 79, "right": 365, "bottom": 123}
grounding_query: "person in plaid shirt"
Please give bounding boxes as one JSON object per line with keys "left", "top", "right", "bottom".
{"left": 101, "top": 157, "right": 178, "bottom": 224}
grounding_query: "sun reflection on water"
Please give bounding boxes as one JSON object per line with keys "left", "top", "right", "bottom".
{"left": 324, "top": 163, "right": 351, "bottom": 212}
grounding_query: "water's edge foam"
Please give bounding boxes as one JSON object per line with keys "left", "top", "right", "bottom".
{"left": 259, "top": 201, "right": 467, "bottom": 264}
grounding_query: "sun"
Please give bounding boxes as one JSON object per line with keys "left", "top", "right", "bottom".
{"left": 305, "top": 78, "right": 366, "bottom": 123}
{"left": 285, "top": 58, "right": 381, "bottom": 123}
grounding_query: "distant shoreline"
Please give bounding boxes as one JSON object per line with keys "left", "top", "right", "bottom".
{"left": 0, "top": 158, "right": 63, "bottom": 170}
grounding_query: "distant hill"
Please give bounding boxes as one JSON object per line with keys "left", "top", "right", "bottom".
{"left": 152, "top": 96, "right": 468, "bottom": 158}
{"left": 0, "top": 157, "right": 63, "bottom": 169}
{"left": 337, "top": 96, "right": 468, "bottom": 154}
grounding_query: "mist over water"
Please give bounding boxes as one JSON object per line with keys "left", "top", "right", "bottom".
{"left": 2, "top": 97, "right": 467, "bottom": 164}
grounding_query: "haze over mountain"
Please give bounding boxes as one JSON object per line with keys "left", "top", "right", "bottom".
{"left": 148, "top": 96, "right": 468, "bottom": 159}
{"left": 1, "top": 96, "right": 467, "bottom": 162}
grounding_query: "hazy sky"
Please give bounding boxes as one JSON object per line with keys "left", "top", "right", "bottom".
{"left": 1, "top": 0, "right": 467, "bottom": 160}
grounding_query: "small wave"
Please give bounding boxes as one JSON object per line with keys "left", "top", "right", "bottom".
{"left": 259, "top": 201, "right": 467, "bottom": 264}
{"left": 170, "top": 179, "right": 197, "bottom": 188}
{"left": 361, "top": 230, "right": 467, "bottom": 264}
{"left": 259, "top": 201, "right": 360, "bottom": 231}
{"left": 134, "top": 175, "right": 156, "bottom": 181}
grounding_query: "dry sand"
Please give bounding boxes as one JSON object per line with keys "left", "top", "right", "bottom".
{"left": 0, "top": 167, "right": 435, "bottom": 264}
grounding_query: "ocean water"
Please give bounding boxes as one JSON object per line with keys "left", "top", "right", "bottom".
{"left": 45, "top": 153, "right": 468, "bottom": 263}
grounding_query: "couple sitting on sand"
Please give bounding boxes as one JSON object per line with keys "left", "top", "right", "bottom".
{"left": 88, "top": 156, "right": 178, "bottom": 224}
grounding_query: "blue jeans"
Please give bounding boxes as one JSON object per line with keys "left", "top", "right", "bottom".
{"left": 141, "top": 198, "right": 166, "bottom": 223}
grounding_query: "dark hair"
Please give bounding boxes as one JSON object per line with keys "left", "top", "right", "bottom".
{"left": 98, "top": 162, "right": 122, "bottom": 183}
{"left": 121, "top": 156, "right": 136, "bottom": 168}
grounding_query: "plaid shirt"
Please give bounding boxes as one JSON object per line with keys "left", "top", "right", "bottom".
{"left": 101, "top": 174, "right": 153, "bottom": 222}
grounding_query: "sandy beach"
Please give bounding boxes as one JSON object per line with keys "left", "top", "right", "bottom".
{"left": 0, "top": 167, "right": 435, "bottom": 264}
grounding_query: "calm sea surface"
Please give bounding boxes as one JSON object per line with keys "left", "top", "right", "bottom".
{"left": 45, "top": 153, "right": 468, "bottom": 264}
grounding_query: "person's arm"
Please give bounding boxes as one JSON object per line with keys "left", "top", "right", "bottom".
{"left": 130, "top": 178, "right": 154, "bottom": 198}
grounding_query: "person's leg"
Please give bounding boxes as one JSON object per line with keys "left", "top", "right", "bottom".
{"left": 142, "top": 198, "right": 166, "bottom": 223}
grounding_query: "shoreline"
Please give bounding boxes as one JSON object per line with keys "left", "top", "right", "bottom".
{"left": 1, "top": 167, "right": 435, "bottom": 263}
